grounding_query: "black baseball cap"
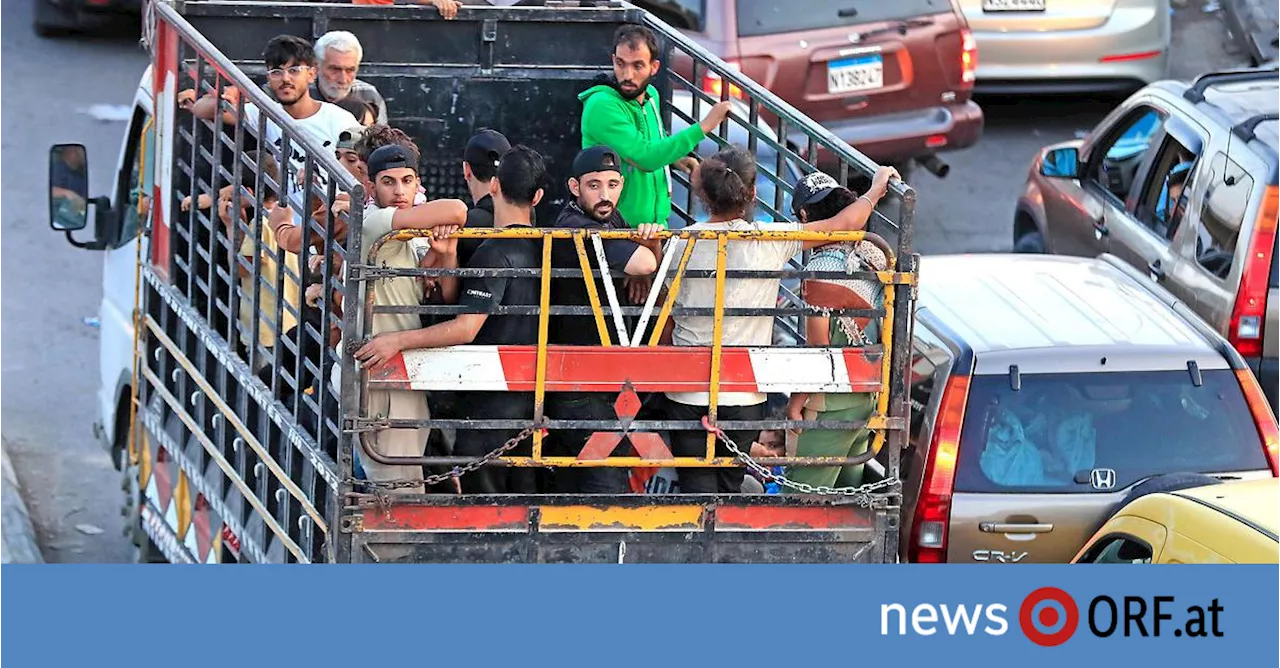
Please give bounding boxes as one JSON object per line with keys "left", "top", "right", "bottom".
{"left": 366, "top": 144, "right": 418, "bottom": 179}
{"left": 791, "top": 171, "right": 841, "bottom": 218}
{"left": 463, "top": 129, "right": 512, "bottom": 171}
{"left": 572, "top": 145, "right": 622, "bottom": 180}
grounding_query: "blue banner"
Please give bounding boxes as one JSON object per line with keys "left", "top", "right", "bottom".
{"left": 3, "top": 565, "right": 1276, "bottom": 666}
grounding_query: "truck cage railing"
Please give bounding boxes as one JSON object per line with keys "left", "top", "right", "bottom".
{"left": 159, "top": 0, "right": 361, "bottom": 458}
{"left": 352, "top": 226, "right": 913, "bottom": 474}
{"left": 139, "top": 1, "right": 917, "bottom": 564}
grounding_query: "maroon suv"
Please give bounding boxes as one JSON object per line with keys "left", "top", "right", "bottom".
{"left": 637, "top": 0, "right": 984, "bottom": 179}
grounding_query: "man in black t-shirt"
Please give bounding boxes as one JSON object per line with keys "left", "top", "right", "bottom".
{"left": 358, "top": 146, "right": 547, "bottom": 494}
{"left": 547, "top": 145, "right": 662, "bottom": 493}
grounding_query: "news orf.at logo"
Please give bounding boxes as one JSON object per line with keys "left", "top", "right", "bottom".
{"left": 1019, "top": 587, "right": 1079, "bottom": 647}
{"left": 880, "top": 589, "right": 1224, "bottom": 645}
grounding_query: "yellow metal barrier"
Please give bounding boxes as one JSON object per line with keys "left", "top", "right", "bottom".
{"left": 357, "top": 227, "right": 912, "bottom": 470}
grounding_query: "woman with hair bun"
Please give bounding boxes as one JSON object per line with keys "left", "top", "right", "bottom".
{"left": 660, "top": 146, "right": 900, "bottom": 494}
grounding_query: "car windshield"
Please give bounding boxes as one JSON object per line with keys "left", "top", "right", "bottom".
{"left": 736, "top": 0, "right": 953, "bottom": 38}
{"left": 1105, "top": 110, "right": 1161, "bottom": 161}
{"left": 954, "top": 369, "right": 1267, "bottom": 493}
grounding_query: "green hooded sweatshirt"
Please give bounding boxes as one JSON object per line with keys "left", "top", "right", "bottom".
{"left": 579, "top": 83, "right": 707, "bottom": 228}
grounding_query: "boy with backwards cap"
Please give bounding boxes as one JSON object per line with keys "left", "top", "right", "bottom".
{"left": 457, "top": 128, "right": 513, "bottom": 267}
{"left": 333, "top": 143, "right": 468, "bottom": 494}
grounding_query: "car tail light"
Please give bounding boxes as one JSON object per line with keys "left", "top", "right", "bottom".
{"left": 909, "top": 375, "right": 971, "bottom": 563}
{"left": 702, "top": 61, "right": 743, "bottom": 99}
{"left": 1235, "top": 369, "right": 1279, "bottom": 476}
{"left": 960, "top": 29, "right": 977, "bottom": 85}
{"left": 1228, "top": 186, "right": 1277, "bottom": 359}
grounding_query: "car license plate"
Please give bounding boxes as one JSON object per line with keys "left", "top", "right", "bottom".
{"left": 982, "top": 0, "right": 1045, "bottom": 11}
{"left": 827, "top": 55, "right": 883, "bottom": 95}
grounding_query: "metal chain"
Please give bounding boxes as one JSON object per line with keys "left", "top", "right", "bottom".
{"left": 346, "top": 422, "right": 894, "bottom": 507}
{"left": 712, "top": 428, "right": 898, "bottom": 506}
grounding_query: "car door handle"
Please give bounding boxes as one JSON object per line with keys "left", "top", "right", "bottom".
{"left": 980, "top": 522, "right": 1054, "bottom": 534}
{"left": 1092, "top": 218, "right": 1109, "bottom": 236}
{"left": 1148, "top": 260, "right": 1166, "bottom": 280}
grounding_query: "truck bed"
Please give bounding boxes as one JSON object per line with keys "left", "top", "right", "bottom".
{"left": 136, "top": 0, "right": 916, "bottom": 564}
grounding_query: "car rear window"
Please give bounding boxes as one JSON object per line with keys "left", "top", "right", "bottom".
{"left": 735, "top": 0, "right": 954, "bottom": 38}
{"left": 632, "top": 0, "right": 705, "bottom": 32}
{"left": 953, "top": 370, "right": 1267, "bottom": 494}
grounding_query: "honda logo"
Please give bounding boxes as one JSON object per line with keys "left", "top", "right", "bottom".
{"left": 1090, "top": 468, "right": 1117, "bottom": 491}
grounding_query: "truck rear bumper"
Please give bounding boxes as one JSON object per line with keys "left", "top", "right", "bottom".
{"left": 346, "top": 496, "right": 896, "bottom": 563}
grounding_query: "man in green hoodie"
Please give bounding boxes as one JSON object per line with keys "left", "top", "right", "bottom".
{"left": 579, "top": 24, "right": 734, "bottom": 229}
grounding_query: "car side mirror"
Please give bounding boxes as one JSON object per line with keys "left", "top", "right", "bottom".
{"left": 49, "top": 144, "right": 91, "bottom": 232}
{"left": 1040, "top": 147, "right": 1080, "bottom": 179}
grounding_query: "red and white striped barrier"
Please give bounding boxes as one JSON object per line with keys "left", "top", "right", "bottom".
{"left": 367, "top": 345, "right": 884, "bottom": 394}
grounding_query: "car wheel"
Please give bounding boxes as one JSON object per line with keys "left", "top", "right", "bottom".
{"left": 1013, "top": 230, "right": 1045, "bottom": 254}
{"left": 33, "top": 0, "right": 79, "bottom": 38}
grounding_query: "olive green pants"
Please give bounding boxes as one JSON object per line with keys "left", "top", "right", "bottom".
{"left": 785, "top": 403, "right": 874, "bottom": 491}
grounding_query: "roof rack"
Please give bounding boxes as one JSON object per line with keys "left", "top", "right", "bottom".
{"left": 1232, "top": 112, "right": 1280, "bottom": 142}
{"left": 1183, "top": 65, "right": 1280, "bottom": 104}
{"left": 1098, "top": 255, "right": 1247, "bottom": 371}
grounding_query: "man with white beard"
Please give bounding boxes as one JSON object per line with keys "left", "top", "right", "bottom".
{"left": 305, "top": 30, "right": 388, "bottom": 125}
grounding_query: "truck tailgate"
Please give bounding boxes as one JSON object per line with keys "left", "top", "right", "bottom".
{"left": 347, "top": 497, "right": 894, "bottom": 563}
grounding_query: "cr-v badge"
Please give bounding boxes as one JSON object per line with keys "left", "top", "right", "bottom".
{"left": 972, "top": 550, "right": 1028, "bottom": 563}
{"left": 1090, "top": 468, "right": 1117, "bottom": 490}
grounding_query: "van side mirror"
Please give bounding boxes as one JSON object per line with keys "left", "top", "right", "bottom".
{"left": 49, "top": 144, "right": 91, "bottom": 232}
{"left": 48, "top": 143, "right": 113, "bottom": 250}
{"left": 1040, "top": 147, "right": 1080, "bottom": 179}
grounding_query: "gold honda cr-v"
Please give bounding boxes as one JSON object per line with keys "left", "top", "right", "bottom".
{"left": 892, "top": 253, "right": 1278, "bottom": 563}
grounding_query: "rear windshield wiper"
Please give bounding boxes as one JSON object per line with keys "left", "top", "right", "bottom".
{"left": 856, "top": 17, "right": 936, "bottom": 42}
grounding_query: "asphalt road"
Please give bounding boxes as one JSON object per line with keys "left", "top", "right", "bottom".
{"left": 0, "top": 2, "right": 1250, "bottom": 562}
{"left": 1, "top": 3, "right": 147, "bottom": 563}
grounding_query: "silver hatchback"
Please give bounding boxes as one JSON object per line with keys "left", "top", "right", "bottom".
{"left": 958, "top": 0, "right": 1171, "bottom": 94}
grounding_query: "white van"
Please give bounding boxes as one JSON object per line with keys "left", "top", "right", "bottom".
{"left": 49, "top": 67, "right": 154, "bottom": 470}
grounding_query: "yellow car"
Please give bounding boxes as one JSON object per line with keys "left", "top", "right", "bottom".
{"left": 1073, "top": 477, "right": 1279, "bottom": 564}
